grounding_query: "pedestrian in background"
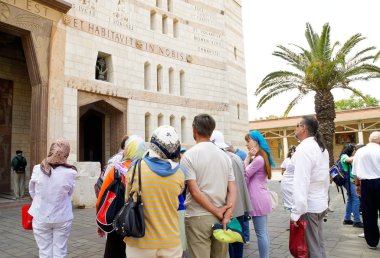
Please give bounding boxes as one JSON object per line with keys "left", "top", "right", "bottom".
{"left": 211, "top": 130, "right": 251, "bottom": 258}
{"left": 339, "top": 144, "right": 363, "bottom": 228}
{"left": 11, "top": 150, "right": 27, "bottom": 199}
{"left": 29, "top": 138, "right": 77, "bottom": 258}
{"left": 352, "top": 131, "right": 380, "bottom": 249}
{"left": 227, "top": 144, "right": 247, "bottom": 161}
{"left": 227, "top": 144, "right": 250, "bottom": 244}
{"left": 244, "top": 130, "right": 275, "bottom": 258}
{"left": 290, "top": 116, "right": 329, "bottom": 258}
{"left": 280, "top": 145, "right": 296, "bottom": 211}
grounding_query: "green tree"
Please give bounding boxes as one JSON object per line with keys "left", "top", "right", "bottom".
{"left": 255, "top": 23, "right": 380, "bottom": 165}
{"left": 335, "top": 94, "right": 379, "bottom": 110}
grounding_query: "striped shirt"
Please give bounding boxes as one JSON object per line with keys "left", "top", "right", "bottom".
{"left": 124, "top": 160, "right": 185, "bottom": 249}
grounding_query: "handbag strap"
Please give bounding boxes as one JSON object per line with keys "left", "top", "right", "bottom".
{"left": 137, "top": 158, "right": 142, "bottom": 195}
{"left": 129, "top": 159, "right": 142, "bottom": 198}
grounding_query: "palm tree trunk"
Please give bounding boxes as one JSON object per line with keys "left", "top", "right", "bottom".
{"left": 314, "top": 90, "right": 336, "bottom": 167}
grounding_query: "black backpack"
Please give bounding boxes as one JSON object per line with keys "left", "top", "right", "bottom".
{"left": 14, "top": 156, "right": 26, "bottom": 172}
{"left": 96, "top": 169, "right": 126, "bottom": 233}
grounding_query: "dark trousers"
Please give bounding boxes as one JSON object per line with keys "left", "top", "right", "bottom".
{"left": 104, "top": 231, "right": 126, "bottom": 258}
{"left": 361, "top": 178, "right": 380, "bottom": 248}
{"left": 229, "top": 215, "right": 244, "bottom": 258}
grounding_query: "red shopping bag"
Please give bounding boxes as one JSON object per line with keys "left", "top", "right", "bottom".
{"left": 289, "top": 219, "right": 308, "bottom": 258}
{"left": 21, "top": 204, "right": 33, "bottom": 230}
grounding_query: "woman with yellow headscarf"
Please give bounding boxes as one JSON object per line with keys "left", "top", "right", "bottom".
{"left": 96, "top": 135, "right": 146, "bottom": 258}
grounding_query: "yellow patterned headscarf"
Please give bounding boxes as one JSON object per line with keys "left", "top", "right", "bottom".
{"left": 123, "top": 135, "right": 146, "bottom": 160}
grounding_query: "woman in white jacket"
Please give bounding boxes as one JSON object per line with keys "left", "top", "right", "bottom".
{"left": 29, "top": 138, "right": 77, "bottom": 258}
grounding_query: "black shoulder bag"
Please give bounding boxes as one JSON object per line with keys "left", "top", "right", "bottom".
{"left": 113, "top": 159, "right": 145, "bottom": 238}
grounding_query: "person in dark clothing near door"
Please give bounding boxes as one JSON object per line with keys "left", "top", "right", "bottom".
{"left": 11, "top": 150, "right": 27, "bottom": 199}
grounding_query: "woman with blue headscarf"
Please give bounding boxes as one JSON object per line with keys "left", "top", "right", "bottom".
{"left": 244, "top": 130, "right": 275, "bottom": 258}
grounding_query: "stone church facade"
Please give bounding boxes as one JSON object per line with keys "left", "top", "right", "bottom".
{"left": 0, "top": 0, "right": 248, "bottom": 192}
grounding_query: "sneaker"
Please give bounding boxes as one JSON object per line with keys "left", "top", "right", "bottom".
{"left": 343, "top": 220, "right": 354, "bottom": 225}
{"left": 358, "top": 233, "right": 365, "bottom": 238}
{"left": 367, "top": 244, "right": 377, "bottom": 250}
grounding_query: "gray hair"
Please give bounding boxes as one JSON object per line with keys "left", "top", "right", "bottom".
{"left": 369, "top": 131, "right": 380, "bottom": 143}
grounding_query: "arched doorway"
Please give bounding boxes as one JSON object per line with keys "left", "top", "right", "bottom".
{"left": 79, "top": 99, "right": 125, "bottom": 167}
{"left": 79, "top": 109, "right": 105, "bottom": 165}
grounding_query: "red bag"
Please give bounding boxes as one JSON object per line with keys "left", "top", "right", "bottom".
{"left": 289, "top": 219, "right": 308, "bottom": 258}
{"left": 96, "top": 169, "right": 125, "bottom": 233}
{"left": 21, "top": 204, "right": 33, "bottom": 230}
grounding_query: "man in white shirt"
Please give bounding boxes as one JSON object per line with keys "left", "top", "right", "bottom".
{"left": 180, "top": 114, "right": 237, "bottom": 258}
{"left": 291, "top": 116, "right": 330, "bottom": 258}
{"left": 352, "top": 131, "right": 380, "bottom": 249}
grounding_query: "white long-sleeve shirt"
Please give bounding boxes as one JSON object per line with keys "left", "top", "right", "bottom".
{"left": 352, "top": 142, "right": 380, "bottom": 179}
{"left": 29, "top": 165, "right": 77, "bottom": 223}
{"left": 291, "top": 137, "right": 330, "bottom": 221}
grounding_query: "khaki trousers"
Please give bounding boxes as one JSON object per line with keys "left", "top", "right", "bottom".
{"left": 125, "top": 244, "right": 182, "bottom": 258}
{"left": 185, "top": 215, "right": 228, "bottom": 258}
{"left": 13, "top": 171, "right": 25, "bottom": 198}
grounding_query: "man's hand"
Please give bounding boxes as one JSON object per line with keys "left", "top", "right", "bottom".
{"left": 221, "top": 207, "right": 233, "bottom": 230}
{"left": 215, "top": 203, "right": 232, "bottom": 221}
{"left": 290, "top": 219, "right": 298, "bottom": 227}
{"left": 355, "top": 186, "right": 361, "bottom": 197}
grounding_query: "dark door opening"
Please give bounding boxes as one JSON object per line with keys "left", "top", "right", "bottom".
{"left": 0, "top": 79, "right": 13, "bottom": 192}
{"left": 80, "top": 109, "right": 104, "bottom": 166}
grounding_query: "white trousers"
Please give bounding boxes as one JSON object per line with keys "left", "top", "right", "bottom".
{"left": 32, "top": 219, "right": 72, "bottom": 258}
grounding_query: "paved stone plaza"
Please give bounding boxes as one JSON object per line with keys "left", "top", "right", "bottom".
{"left": 0, "top": 176, "right": 379, "bottom": 258}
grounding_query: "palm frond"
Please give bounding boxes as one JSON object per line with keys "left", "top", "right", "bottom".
{"left": 318, "top": 23, "right": 331, "bottom": 60}
{"left": 374, "top": 50, "right": 380, "bottom": 62}
{"left": 348, "top": 46, "right": 376, "bottom": 62}
{"left": 336, "top": 85, "right": 368, "bottom": 101}
{"left": 305, "top": 23, "right": 319, "bottom": 54}
{"left": 256, "top": 86, "right": 301, "bottom": 108}
{"left": 283, "top": 94, "right": 306, "bottom": 116}
{"left": 335, "top": 34, "right": 364, "bottom": 60}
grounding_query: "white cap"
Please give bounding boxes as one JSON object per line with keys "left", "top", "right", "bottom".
{"left": 210, "top": 130, "right": 229, "bottom": 149}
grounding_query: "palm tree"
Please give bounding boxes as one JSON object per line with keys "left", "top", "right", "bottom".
{"left": 255, "top": 23, "right": 380, "bottom": 165}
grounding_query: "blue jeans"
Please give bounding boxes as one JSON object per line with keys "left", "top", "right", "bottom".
{"left": 344, "top": 181, "right": 361, "bottom": 223}
{"left": 252, "top": 215, "right": 269, "bottom": 258}
{"left": 243, "top": 212, "right": 250, "bottom": 241}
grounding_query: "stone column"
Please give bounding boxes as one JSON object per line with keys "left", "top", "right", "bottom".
{"left": 283, "top": 129, "right": 288, "bottom": 159}
{"left": 358, "top": 122, "right": 364, "bottom": 144}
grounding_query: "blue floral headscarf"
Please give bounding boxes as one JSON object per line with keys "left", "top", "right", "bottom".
{"left": 248, "top": 130, "right": 275, "bottom": 167}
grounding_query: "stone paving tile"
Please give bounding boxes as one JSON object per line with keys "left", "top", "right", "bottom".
{"left": 0, "top": 180, "right": 379, "bottom": 258}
